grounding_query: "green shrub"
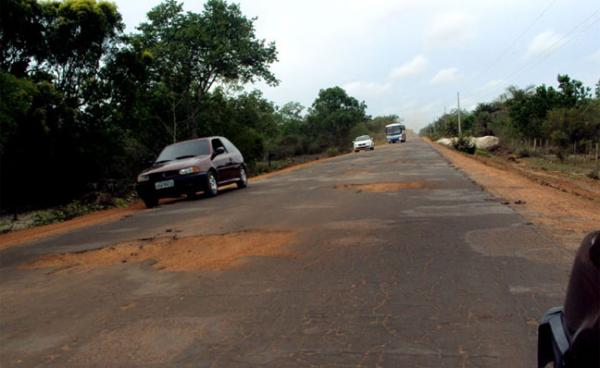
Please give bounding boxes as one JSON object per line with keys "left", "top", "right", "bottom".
{"left": 31, "top": 201, "right": 104, "bottom": 226}
{"left": 516, "top": 148, "right": 530, "bottom": 158}
{"left": 475, "top": 149, "right": 492, "bottom": 158}
{"left": 453, "top": 136, "right": 476, "bottom": 154}
{"left": 326, "top": 147, "right": 339, "bottom": 157}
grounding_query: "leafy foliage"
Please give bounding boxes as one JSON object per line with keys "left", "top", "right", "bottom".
{"left": 420, "top": 74, "right": 599, "bottom": 159}
{"left": 0, "top": 0, "right": 375, "bottom": 215}
{"left": 453, "top": 136, "right": 476, "bottom": 154}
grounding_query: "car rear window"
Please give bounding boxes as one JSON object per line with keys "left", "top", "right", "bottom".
{"left": 156, "top": 140, "right": 210, "bottom": 162}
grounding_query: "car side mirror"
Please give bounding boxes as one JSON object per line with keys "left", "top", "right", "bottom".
{"left": 145, "top": 159, "right": 155, "bottom": 167}
{"left": 213, "top": 146, "right": 225, "bottom": 157}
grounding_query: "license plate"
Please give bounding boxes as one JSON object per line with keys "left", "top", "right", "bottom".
{"left": 155, "top": 179, "right": 174, "bottom": 190}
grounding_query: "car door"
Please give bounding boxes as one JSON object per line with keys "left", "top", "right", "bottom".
{"left": 222, "top": 138, "right": 243, "bottom": 177}
{"left": 211, "top": 138, "right": 231, "bottom": 182}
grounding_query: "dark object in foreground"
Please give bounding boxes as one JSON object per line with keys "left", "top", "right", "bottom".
{"left": 538, "top": 231, "right": 600, "bottom": 367}
{"left": 136, "top": 137, "right": 247, "bottom": 208}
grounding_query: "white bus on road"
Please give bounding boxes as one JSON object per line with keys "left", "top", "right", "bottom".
{"left": 385, "top": 123, "right": 406, "bottom": 143}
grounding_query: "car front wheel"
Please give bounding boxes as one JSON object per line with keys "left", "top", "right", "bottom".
{"left": 204, "top": 171, "right": 218, "bottom": 197}
{"left": 142, "top": 196, "right": 158, "bottom": 208}
{"left": 237, "top": 167, "right": 248, "bottom": 189}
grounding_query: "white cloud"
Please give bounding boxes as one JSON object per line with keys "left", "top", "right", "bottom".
{"left": 425, "top": 11, "right": 476, "bottom": 47}
{"left": 431, "top": 68, "right": 460, "bottom": 84}
{"left": 526, "top": 30, "right": 568, "bottom": 58}
{"left": 343, "top": 81, "right": 392, "bottom": 95}
{"left": 389, "top": 55, "right": 429, "bottom": 79}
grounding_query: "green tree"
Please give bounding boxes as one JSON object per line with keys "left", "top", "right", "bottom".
{"left": 133, "top": 0, "right": 278, "bottom": 139}
{"left": 472, "top": 103, "right": 499, "bottom": 136}
{"left": 556, "top": 74, "right": 591, "bottom": 107}
{"left": 307, "top": 86, "right": 368, "bottom": 149}
{"left": 36, "top": 0, "right": 123, "bottom": 104}
{"left": 0, "top": 0, "right": 45, "bottom": 76}
{"left": 0, "top": 72, "right": 36, "bottom": 154}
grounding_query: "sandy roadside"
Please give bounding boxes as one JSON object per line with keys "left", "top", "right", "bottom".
{"left": 424, "top": 137, "right": 600, "bottom": 251}
{"left": 0, "top": 203, "right": 146, "bottom": 251}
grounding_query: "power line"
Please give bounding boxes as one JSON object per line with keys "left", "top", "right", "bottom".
{"left": 503, "top": 8, "right": 600, "bottom": 81}
{"left": 468, "top": 0, "right": 558, "bottom": 84}
{"left": 461, "top": 7, "right": 600, "bottom": 109}
{"left": 429, "top": 1, "right": 563, "bottom": 116}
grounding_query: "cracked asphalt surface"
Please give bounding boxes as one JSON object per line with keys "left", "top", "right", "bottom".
{"left": 0, "top": 137, "right": 572, "bottom": 367}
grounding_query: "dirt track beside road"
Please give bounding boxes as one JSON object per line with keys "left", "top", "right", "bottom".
{"left": 425, "top": 138, "right": 600, "bottom": 250}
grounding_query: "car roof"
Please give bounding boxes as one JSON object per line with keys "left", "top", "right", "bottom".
{"left": 167, "top": 136, "right": 225, "bottom": 146}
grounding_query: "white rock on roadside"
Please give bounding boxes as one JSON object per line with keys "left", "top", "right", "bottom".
{"left": 436, "top": 138, "right": 455, "bottom": 147}
{"left": 474, "top": 136, "right": 499, "bottom": 150}
{"left": 436, "top": 136, "right": 499, "bottom": 150}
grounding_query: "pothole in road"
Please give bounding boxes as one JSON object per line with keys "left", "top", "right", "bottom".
{"left": 22, "top": 230, "right": 295, "bottom": 272}
{"left": 335, "top": 181, "right": 433, "bottom": 192}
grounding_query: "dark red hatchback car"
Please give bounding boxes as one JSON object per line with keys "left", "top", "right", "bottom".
{"left": 136, "top": 136, "right": 247, "bottom": 208}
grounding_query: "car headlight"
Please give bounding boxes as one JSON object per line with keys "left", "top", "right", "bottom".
{"left": 137, "top": 174, "right": 149, "bottom": 182}
{"left": 179, "top": 166, "right": 201, "bottom": 175}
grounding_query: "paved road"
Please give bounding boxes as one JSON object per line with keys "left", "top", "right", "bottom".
{"left": 0, "top": 137, "right": 572, "bottom": 367}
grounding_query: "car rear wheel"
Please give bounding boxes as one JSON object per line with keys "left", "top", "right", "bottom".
{"left": 237, "top": 167, "right": 248, "bottom": 189}
{"left": 142, "top": 196, "right": 158, "bottom": 208}
{"left": 204, "top": 171, "right": 218, "bottom": 197}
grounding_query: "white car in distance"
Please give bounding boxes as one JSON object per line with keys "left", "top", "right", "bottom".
{"left": 353, "top": 135, "right": 374, "bottom": 152}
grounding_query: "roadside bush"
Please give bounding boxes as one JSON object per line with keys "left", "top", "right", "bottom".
{"left": 33, "top": 202, "right": 93, "bottom": 226}
{"left": 475, "top": 149, "right": 492, "bottom": 158}
{"left": 516, "top": 148, "right": 531, "bottom": 158}
{"left": 326, "top": 147, "right": 339, "bottom": 157}
{"left": 453, "top": 136, "right": 476, "bottom": 154}
{"left": 588, "top": 167, "right": 599, "bottom": 180}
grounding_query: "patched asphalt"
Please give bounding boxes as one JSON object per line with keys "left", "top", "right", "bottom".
{"left": 0, "top": 137, "right": 572, "bottom": 367}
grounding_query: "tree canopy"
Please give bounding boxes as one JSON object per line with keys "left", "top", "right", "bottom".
{"left": 420, "top": 74, "right": 600, "bottom": 157}
{"left": 0, "top": 0, "right": 375, "bottom": 214}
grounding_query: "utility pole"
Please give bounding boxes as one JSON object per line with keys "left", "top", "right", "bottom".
{"left": 457, "top": 92, "right": 462, "bottom": 136}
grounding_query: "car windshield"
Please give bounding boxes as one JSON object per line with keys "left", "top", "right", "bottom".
{"left": 155, "top": 140, "right": 210, "bottom": 162}
{"left": 356, "top": 135, "right": 370, "bottom": 141}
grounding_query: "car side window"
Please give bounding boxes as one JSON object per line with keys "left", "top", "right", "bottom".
{"left": 212, "top": 138, "right": 227, "bottom": 153}
{"left": 222, "top": 138, "right": 238, "bottom": 154}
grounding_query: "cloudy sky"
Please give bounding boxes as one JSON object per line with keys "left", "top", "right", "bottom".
{"left": 115, "top": 0, "right": 600, "bottom": 130}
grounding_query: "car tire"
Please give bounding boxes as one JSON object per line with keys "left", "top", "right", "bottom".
{"left": 237, "top": 167, "right": 248, "bottom": 189}
{"left": 142, "top": 196, "right": 158, "bottom": 208}
{"left": 204, "top": 171, "right": 218, "bottom": 197}
{"left": 370, "top": 146, "right": 374, "bottom": 150}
